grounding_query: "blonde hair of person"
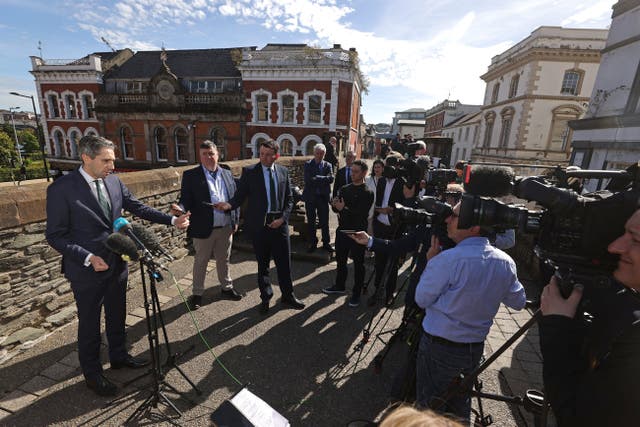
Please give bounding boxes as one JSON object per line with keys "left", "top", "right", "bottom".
{"left": 379, "top": 406, "right": 463, "bottom": 427}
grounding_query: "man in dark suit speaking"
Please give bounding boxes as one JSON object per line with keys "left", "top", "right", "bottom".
{"left": 215, "top": 140, "right": 305, "bottom": 314}
{"left": 45, "top": 136, "right": 190, "bottom": 396}
{"left": 173, "top": 141, "right": 242, "bottom": 310}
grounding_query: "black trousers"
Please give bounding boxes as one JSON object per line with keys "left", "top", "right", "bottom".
{"left": 305, "top": 194, "right": 331, "bottom": 245}
{"left": 251, "top": 225, "right": 294, "bottom": 301}
{"left": 373, "top": 220, "right": 399, "bottom": 299}
{"left": 334, "top": 230, "right": 366, "bottom": 295}
{"left": 71, "top": 269, "right": 129, "bottom": 378}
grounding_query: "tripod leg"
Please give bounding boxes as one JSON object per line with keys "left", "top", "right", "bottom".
{"left": 158, "top": 390, "right": 182, "bottom": 416}
{"left": 172, "top": 364, "right": 202, "bottom": 395}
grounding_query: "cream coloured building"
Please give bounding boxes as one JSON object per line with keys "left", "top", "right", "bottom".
{"left": 473, "top": 26, "right": 608, "bottom": 168}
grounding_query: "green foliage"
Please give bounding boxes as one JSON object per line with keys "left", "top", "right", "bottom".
{"left": 0, "top": 130, "right": 15, "bottom": 167}
{"left": 18, "top": 129, "right": 40, "bottom": 153}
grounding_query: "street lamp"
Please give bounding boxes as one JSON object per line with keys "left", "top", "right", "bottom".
{"left": 10, "top": 91, "right": 50, "bottom": 181}
{"left": 9, "top": 107, "right": 22, "bottom": 165}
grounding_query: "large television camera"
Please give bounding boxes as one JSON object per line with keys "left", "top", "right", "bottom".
{"left": 459, "top": 164, "right": 640, "bottom": 296}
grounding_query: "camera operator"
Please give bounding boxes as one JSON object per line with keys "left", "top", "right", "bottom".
{"left": 414, "top": 201, "right": 526, "bottom": 420}
{"left": 539, "top": 208, "right": 640, "bottom": 426}
{"left": 322, "top": 160, "right": 374, "bottom": 307}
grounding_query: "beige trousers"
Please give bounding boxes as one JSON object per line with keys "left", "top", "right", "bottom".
{"left": 191, "top": 226, "right": 234, "bottom": 296}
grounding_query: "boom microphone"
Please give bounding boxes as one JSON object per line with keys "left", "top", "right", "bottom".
{"left": 463, "top": 165, "right": 515, "bottom": 197}
{"left": 105, "top": 233, "right": 140, "bottom": 261}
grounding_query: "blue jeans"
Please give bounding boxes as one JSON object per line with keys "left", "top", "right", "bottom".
{"left": 416, "top": 331, "right": 484, "bottom": 420}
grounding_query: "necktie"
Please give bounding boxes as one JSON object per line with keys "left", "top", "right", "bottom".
{"left": 268, "top": 168, "right": 277, "bottom": 211}
{"left": 346, "top": 167, "right": 351, "bottom": 183}
{"left": 94, "top": 179, "right": 111, "bottom": 219}
{"left": 209, "top": 170, "right": 217, "bottom": 180}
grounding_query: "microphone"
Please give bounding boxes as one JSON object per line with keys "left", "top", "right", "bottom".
{"left": 131, "top": 223, "right": 174, "bottom": 261}
{"left": 105, "top": 233, "right": 140, "bottom": 261}
{"left": 463, "top": 165, "right": 514, "bottom": 197}
{"left": 113, "top": 217, "right": 152, "bottom": 256}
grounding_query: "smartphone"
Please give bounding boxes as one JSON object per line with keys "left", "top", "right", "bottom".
{"left": 340, "top": 230, "right": 357, "bottom": 234}
{"left": 202, "top": 201, "right": 214, "bottom": 207}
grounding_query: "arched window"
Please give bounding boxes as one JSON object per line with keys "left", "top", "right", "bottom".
{"left": 281, "top": 94, "right": 295, "bottom": 123}
{"left": 69, "top": 130, "right": 80, "bottom": 158}
{"left": 483, "top": 112, "right": 496, "bottom": 148}
{"left": 499, "top": 108, "right": 514, "bottom": 148}
{"left": 120, "top": 126, "right": 134, "bottom": 160}
{"left": 154, "top": 127, "right": 168, "bottom": 161}
{"left": 52, "top": 129, "right": 64, "bottom": 157}
{"left": 280, "top": 138, "right": 293, "bottom": 156}
{"left": 174, "top": 127, "right": 188, "bottom": 162}
{"left": 308, "top": 95, "right": 322, "bottom": 124}
{"left": 210, "top": 127, "right": 227, "bottom": 160}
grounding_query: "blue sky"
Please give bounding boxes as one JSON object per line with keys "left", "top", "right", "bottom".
{"left": 1, "top": 0, "right": 614, "bottom": 124}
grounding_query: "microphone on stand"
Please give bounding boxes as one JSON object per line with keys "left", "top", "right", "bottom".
{"left": 131, "top": 223, "right": 174, "bottom": 261}
{"left": 113, "top": 217, "right": 152, "bottom": 256}
{"left": 105, "top": 233, "right": 140, "bottom": 261}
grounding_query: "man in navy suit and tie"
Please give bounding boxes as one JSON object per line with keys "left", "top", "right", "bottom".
{"left": 215, "top": 140, "right": 305, "bottom": 314}
{"left": 45, "top": 136, "right": 190, "bottom": 396}
{"left": 332, "top": 150, "right": 355, "bottom": 198}
{"left": 172, "top": 141, "right": 242, "bottom": 310}
{"left": 302, "top": 143, "right": 334, "bottom": 253}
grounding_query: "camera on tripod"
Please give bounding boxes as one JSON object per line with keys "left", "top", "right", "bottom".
{"left": 459, "top": 164, "right": 640, "bottom": 297}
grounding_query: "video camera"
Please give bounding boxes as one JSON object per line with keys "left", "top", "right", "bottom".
{"left": 424, "top": 168, "right": 458, "bottom": 196}
{"left": 459, "top": 163, "right": 640, "bottom": 296}
{"left": 393, "top": 196, "right": 454, "bottom": 242}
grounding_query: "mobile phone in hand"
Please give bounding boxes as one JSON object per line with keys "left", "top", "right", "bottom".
{"left": 340, "top": 230, "right": 356, "bottom": 234}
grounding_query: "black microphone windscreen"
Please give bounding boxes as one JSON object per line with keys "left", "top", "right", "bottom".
{"left": 105, "top": 233, "right": 139, "bottom": 261}
{"left": 464, "top": 166, "right": 514, "bottom": 197}
{"left": 131, "top": 223, "right": 162, "bottom": 253}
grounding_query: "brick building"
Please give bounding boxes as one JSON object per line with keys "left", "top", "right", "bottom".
{"left": 238, "top": 44, "right": 365, "bottom": 158}
{"left": 29, "top": 49, "right": 133, "bottom": 171}
{"left": 29, "top": 43, "right": 365, "bottom": 171}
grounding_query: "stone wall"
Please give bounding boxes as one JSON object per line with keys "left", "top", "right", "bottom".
{"left": 0, "top": 156, "right": 309, "bottom": 357}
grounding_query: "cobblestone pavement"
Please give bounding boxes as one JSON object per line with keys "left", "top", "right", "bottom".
{"left": 0, "top": 210, "right": 548, "bottom": 427}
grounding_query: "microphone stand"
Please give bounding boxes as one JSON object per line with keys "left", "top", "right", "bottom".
{"left": 109, "top": 252, "right": 201, "bottom": 424}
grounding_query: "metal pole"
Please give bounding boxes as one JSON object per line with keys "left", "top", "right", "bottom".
{"left": 10, "top": 92, "right": 50, "bottom": 181}
{"left": 9, "top": 108, "right": 22, "bottom": 164}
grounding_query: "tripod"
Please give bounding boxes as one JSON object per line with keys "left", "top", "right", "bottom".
{"left": 432, "top": 310, "right": 550, "bottom": 427}
{"left": 113, "top": 257, "right": 201, "bottom": 424}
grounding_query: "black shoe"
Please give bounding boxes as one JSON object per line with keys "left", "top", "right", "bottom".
{"left": 322, "top": 285, "right": 346, "bottom": 295}
{"left": 85, "top": 373, "right": 118, "bottom": 396}
{"left": 221, "top": 288, "right": 242, "bottom": 301}
{"left": 111, "top": 355, "right": 150, "bottom": 370}
{"left": 259, "top": 300, "right": 270, "bottom": 315}
{"left": 322, "top": 243, "right": 335, "bottom": 252}
{"left": 281, "top": 294, "right": 305, "bottom": 310}
{"left": 306, "top": 244, "right": 317, "bottom": 253}
{"left": 187, "top": 295, "right": 202, "bottom": 310}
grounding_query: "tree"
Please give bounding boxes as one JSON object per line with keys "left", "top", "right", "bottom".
{"left": 18, "top": 129, "right": 40, "bottom": 153}
{"left": 0, "top": 130, "right": 15, "bottom": 167}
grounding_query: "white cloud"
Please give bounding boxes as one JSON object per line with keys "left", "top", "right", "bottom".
{"left": 65, "top": 0, "right": 614, "bottom": 122}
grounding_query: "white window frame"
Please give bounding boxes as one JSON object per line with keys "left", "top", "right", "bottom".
{"left": 154, "top": 126, "right": 168, "bottom": 161}
{"left": 119, "top": 125, "right": 135, "bottom": 160}
{"left": 174, "top": 126, "right": 189, "bottom": 163}
{"left": 251, "top": 89, "right": 272, "bottom": 123}
{"left": 277, "top": 90, "right": 298, "bottom": 124}
{"left": 303, "top": 90, "right": 326, "bottom": 125}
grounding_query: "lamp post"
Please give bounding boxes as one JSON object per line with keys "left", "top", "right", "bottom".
{"left": 9, "top": 107, "right": 22, "bottom": 164}
{"left": 10, "top": 91, "right": 50, "bottom": 181}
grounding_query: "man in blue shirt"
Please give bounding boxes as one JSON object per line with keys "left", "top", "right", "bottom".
{"left": 414, "top": 201, "right": 526, "bottom": 420}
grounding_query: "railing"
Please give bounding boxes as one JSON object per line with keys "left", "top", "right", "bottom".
{"left": 41, "top": 58, "right": 92, "bottom": 66}
{"left": 118, "top": 94, "right": 148, "bottom": 104}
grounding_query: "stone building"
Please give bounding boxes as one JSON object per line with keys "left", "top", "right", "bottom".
{"left": 391, "top": 108, "right": 426, "bottom": 134}
{"left": 29, "top": 49, "right": 134, "bottom": 171}
{"left": 442, "top": 111, "right": 482, "bottom": 164}
{"left": 238, "top": 44, "right": 365, "bottom": 158}
{"left": 569, "top": 0, "right": 640, "bottom": 191}
{"left": 474, "top": 26, "right": 608, "bottom": 167}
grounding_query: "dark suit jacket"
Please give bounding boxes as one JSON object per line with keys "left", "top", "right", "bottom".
{"left": 179, "top": 165, "right": 239, "bottom": 239}
{"left": 332, "top": 166, "right": 353, "bottom": 198}
{"left": 45, "top": 168, "right": 173, "bottom": 284}
{"left": 374, "top": 176, "right": 406, "bottom": 220}
{"left": 228, "top": 162, "right": 293, "bottom": 234}
{"left": 302, "top": 159, "right": 333, "bottom": 202}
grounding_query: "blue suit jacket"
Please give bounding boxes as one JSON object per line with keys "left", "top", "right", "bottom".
{"left": 45, "top": 168, "right": 173, "bottom": 284}
{"left": 179, "top": 165, "right": 239, "bottom": 239}
{"left": 302, "top": 159, "right": 333, "bottom": 202}
{"left": 228, "top": 162, "right": 293, "bottom": 234}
